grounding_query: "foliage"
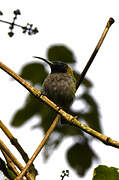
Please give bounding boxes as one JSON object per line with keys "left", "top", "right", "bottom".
{"left": 11, "top": 44, "right": 102, "bottom": 177}
{"left": 92, "top": 165, "right": 119, "bottom": 180}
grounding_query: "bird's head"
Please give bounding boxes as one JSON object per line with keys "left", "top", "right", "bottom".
{"left": 33, "top": 56, "right": 74, "bottom": 76}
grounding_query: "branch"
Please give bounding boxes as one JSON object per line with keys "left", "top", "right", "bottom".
{"left": 15, "top": 17, "right": 114, "bottom": 179}
{"left": 0, "top": 17, "right": 117, "bottom": 179}
{"left": 1, "top": 149, "right": 19, "bottom": 177}
{"left": 15, "top": 114, "right": 60, "bottom": 180}
{"left": 76, "top": 17, "right": 114, "bottom": 89}
{"left": 0, "top": 60, "right": 118, "bottom": 147}
{"left": 0, "top": 120, "right": 37, "bottom": 177}
{"left": 0, "top": 120, "right": 29, "bottom": 161}
{"left": 0, "top": 139, "right": 33, "bottom": 180}
{"left": 0, "top": 9, "right": 39, "bottom": 37}
{"left": 0, "top": 61, "right": 119, "bottom": 179}
{"left": 0, "top": 139, "right": 24, "bottom": 171}
{"left": 0, "top": 156, "right": 12, "bottom": 180}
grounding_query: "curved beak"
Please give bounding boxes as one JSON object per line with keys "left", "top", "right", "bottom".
{"left": 33, "top": 56, "right": 53, "bottom": 66}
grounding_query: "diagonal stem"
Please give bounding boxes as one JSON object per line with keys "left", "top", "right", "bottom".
{"left": 1, "top": 149, "right": 20, "bottom": 176}
{"left": 0, "top": 19, "right": 25, "bottom": 29}
{"left": 0, "top": 138, "right": 35, "bottom": 180}
{"left": 0, "top": 139, "right": 24, "bottom": 171}
{"left": 76, "top": 17, "right": 114, "bottom": 89}
{"left": 0, "top": 120, "right": 37, "bottom": 176}
{"left": 15, "top": 114, "right": 60, "bottom": 180}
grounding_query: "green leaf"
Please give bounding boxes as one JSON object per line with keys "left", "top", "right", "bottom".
{"left": 73, "top": 71, "right": 93, "bottom": 89}
{"left": 67, "top": 140, "right": 98, "bottom": 176}
{"left": 20, "top": 63, "right": 48, "bottom": 85}
{"left": 79, "top": 93, "right": 102, "bottom": 132}
{"left": 47, "top": 45, "right": 76, "bottom": 63}
{"left": 11, "top": 44, "right": 101, "bottom": 177}
{"left": 11, "top": 95, "right": 43, "bottom": 126}
{"left": 93, "top": 165, "right": 119, "bottom": 180}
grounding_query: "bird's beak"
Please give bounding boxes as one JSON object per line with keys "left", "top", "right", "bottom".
{"left": 33, "top": 56, "right": 53, "bottom": 66}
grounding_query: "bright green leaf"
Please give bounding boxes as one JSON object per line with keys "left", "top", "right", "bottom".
{"left": 93, "top": 165, "right": 119, "bottom": 180}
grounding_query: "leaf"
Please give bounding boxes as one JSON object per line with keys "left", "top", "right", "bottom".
{"left": 67, "top": 140, "right": 98, "bottom": 176}
{"left": 11, "top": 44, "right": 101, "bottom": 178}
{"left": 20, "top": 63, "right": 48, "bottom": 85}
{"left": 11, "top": 95, "right": 43, "bottom": 126}
{"left": 47, "top": 45, "right": 76, "bottom": 63}
{"left": 92, "top": 165, "right": 119, "bottom": 180}
{"left": 74, "top": 71, "right": 93, "bottom": 89}
{"left": 79, "top": 93, "right": 102, "bottom": 132}
{"left": 0, "top": 11, "right": 3, "bottom": 15}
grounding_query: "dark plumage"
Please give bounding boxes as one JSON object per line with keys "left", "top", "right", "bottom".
{"left": 42, "top": 72, "right": 76, "bottom": 109}
{"left": 34, "top": 56, "right": 76, "bottom": 123}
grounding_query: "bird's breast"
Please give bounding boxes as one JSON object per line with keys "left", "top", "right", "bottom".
{"left": 42, "top": 73, "right": 76, "bottom": 109}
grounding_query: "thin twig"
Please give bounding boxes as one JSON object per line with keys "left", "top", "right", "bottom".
{"left": 15, "top": 114, "right": 60, "bottom": 180}
{"left": 76, "top": 17, "right": 114, "bottom": 89}
{"left": 1, "top": 149, "right": 20, "bottom": 176}
{"left": 0, "top": 139, "right": 24, "bottom": 171}
{"left": 0, "top": 139, "right": 32, "bottom": 180}
{"left": 0, "top": 120, "right": 38, "bottom": 177}
{"left": 0, "top": 19, "right": 23, "bottom": 28}
{"left": 16, "top": 113, "right": 119, "bottom": 179}
{"left": 0, "top": 120, "right": 28, "bottom": 161}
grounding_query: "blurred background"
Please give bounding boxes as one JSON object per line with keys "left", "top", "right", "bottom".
{"left": 0, "top": 0, "right": 119, "bottom": 179}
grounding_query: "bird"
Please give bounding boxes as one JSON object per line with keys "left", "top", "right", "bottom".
{"left": 34, "top": 56, "right": 77, "bottom": 124}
